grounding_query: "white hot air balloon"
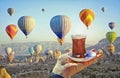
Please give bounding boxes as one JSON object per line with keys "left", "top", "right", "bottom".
{"left": 5, "top": 47, "right": 12, "bottom": 55}
{"left": 34, "top": 44, "right": 42, "bottom": 56}
{"left": 18, "top": 16, "right": 36, "bottom": 38}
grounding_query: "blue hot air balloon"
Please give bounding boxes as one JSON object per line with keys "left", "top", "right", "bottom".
{"left": 50, "top": 15, "right": 72, "bottom": 45}
{"left": 109, "top": 22, "right": 115, "bottom": 30}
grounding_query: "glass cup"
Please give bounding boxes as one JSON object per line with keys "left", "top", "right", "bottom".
{"left": 72, "top": 35, "right": 86, "bottom": 58}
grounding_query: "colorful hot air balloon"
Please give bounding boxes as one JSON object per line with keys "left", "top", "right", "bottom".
{"left": 28, "top": 47, "right": 35, "bottom": 56}
{"left": 50, "top": 15, "right": 72, "bottom": 45}
{"left": 18, "top": 16, "right": 36, "bottom": 38}
{"left": 5, "top": 47, "right": 12, "bottom": 55}
{"left": 101, "top": 7, "right": 105, "bottom": 12}
{"left": 106, "top": 31, "right": 117, "bottom": 44}
{"left": 7, "top": 8, "right": 14, "bottom": 16}
{"left": 6, "top": 24, "right": 18, "bottom": 40}
{"left": 109, "top": 22, "right": 115, "bottom": 30}
{"left": 34, "top": 44, "right": 42, "bottom": 56}
{"left": 79, "top": 9, "right": 95, "bottom": 29}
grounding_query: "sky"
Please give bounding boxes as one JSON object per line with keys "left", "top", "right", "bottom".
{"left": 0, "top": 0, "right": 120, "bottom": 45}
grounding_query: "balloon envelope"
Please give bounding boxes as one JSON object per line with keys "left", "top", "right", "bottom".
{"left": 7, "top": 55, "right": 14, "bottom": 63}
{"left": 79, "top": 9, "right": 95, "bottom": 29}
{"left": 6, "top": 24, "right": 18, "bottom": 40}
{"left": 18, "top": 16, "right": 36, "bottom": 38}
{"left": 28, "top": 47, "right": 35, "bottom": 56}
{"left": 42, "top": 8, "right": 45, "bottom": 12}
{"left": 106, "top": 31, "right": 117, "bottom": 43}
{"left": 50, "top": 15, "right": 71, "bottom": 44}
{"left": 7, "top": 8, "right": 14, "bottom": 16}
{"left": 34, "top": 44, "right": 42, "bottom": 55}
{"left": 5, "top": 47, "right": 12, "bottom": 55}
{"left": 109, "top": 22, "right": 115, "bottom": 30}
{"left": 101, "top": 7, "right": 105, "bottom": 12}
{"left": 107, "top": 44, "right": 115, "bottom": 53}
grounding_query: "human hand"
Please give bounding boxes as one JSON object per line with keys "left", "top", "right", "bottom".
{"left": 52, "top": 52, "right": 103, "bottom": 78}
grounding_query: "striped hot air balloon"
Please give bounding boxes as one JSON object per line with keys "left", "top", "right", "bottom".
{"left": 79, "top": 9, "right": 95, "bottom": 29}
{"left": 18, "top": 16, "right": 36, "bottom": 38}
{"left": 7, "top": 8, "right": 14, "bottom": 16}
{"left": 50, "top": 15, "right": 71, "bottom": 45}
{"left": 6, "top": 24, "right": 18, "bottom": 40}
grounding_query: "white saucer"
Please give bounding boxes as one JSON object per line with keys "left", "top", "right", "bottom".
{"left": 68, "top": 51, "right": 96, "bottom": 62}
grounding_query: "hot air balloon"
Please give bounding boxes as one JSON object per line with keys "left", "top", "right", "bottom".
{"left": 11, "top": 51, "right": 15, "bottom": 56}
{"left": 42, "top": 8, "right": 45, "bottom": 12}
{"left": 107, "top": 44, "right": 115, "bottom": 53}
{"left": 18, "top": 16, "right": 36, "bottom": 38}
{"left": 7, "top": 52, "right": 14, "bottom": 63}
{"left": 79, "top": 9, "right": 95, "bottom": 29}
{"left": 109, "top": 22, "right": 115, "bottom": 30}
{"left": 5, "top": 47, "right": 12, "bottom": 55}
{"left": 0, "top": 67, "right": 11, "bottom": 78}
{"left": 6, "top": 24, "right": 18, "bottom": 40}
{"left": 7, "top": 55, "right": 14, "bottom": 63}
{"left": 50, "top": 15, "right": 72, "bottom": 45}
{"left": 34, "top": 44, "right": 42, "bottom": 56}
{"left": 8, "top": 51, "right": 15, "bottom": 63}
{"left": 28, "top": 47, "right": 35, "bottom": 56}
{"left": 54, "top": 49, "right": 61, "bottom": 59}
{"left": 101, "top": 7, "right": 105, "bottom": 12}
{"left": 7, "top": 8, "right": 14, "bottom": 16}
{"left": 57, "top": 38, "right": 65, "bottom": 45}
{"left": 106, "top": 31, "right": 117, "bottom": 44}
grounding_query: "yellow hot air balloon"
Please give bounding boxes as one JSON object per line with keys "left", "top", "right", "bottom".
{"left": 54, "top": 49, "right": 61, "bottom": 59}
{"left": 7, "top": 8, "right": 14, "bottom": 16}
{"left": 57, "top": 38, "right": 65, "bottom": 46}
{"left": 0, "top": 67, "right": 11, "bottom": 78}
{"left": 79, "top": 9, "right": 95, "bottom": 29}
{"left": 107, "top": 44, "right": 115, "bottom": 53}
{"left": 6, "top": 24, "right": 18, "bottom": 40}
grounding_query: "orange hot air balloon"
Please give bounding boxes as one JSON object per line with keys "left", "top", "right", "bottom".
{"left": 6, "top": 24, "right": 18, "bottom": 40}
{"left": 79, "top": 9, "right": 95, "bottom": 29}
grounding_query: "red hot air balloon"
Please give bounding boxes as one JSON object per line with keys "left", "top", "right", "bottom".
{"left": 6, "top": 24, "right": 18, "bottom": 40}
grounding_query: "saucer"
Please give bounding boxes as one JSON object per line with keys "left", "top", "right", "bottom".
{"left": 67, "top": 51, "right": 96, "bottom": 62}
